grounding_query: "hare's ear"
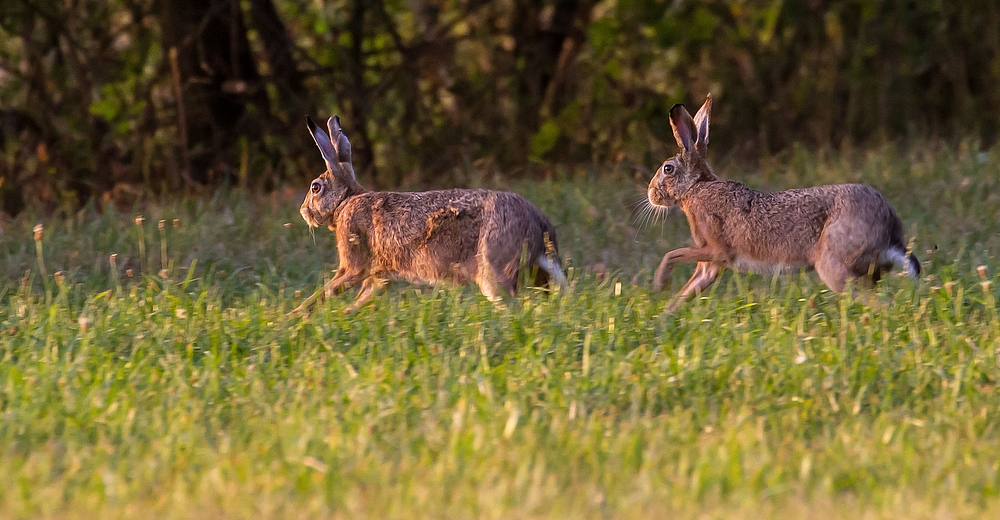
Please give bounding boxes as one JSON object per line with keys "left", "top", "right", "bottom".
{"left": 327, "top": 115, "right": 356, "bottom": 180}
{"left": 692, "top": 93, "right": 712, "bottom": 155}
{"left": 669, "top": 103, "right": 698, "bottom": 152}
{"left": 327, "top": 115, "right": 352, "bottom": 164}
{"left": 306, "top": 116, "right": 338, "bottom": 173}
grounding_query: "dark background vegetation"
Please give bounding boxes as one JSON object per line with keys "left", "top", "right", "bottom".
{"left": 0, "top": 0, "right": 998, "bottom": 215}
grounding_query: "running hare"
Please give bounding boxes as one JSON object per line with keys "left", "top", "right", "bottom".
{"left": 648, "top": 94, "right": 919, "bottom": 312}
{"left": 293, "top": 114, "right": 566, "bottom": 314}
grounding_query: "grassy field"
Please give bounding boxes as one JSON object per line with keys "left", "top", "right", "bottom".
{"left": 1, "top": 143, "right": 999, "bottom": 519}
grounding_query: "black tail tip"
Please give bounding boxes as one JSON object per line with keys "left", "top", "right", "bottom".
{"left": 908, "top": 253, "right": 921, "bottom": 277}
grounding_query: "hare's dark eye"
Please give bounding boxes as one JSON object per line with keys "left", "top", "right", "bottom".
{"left": 310, "top": 181, "right": 322, "bottom": 194}
{"left": 663, "top": 164, "right": 674, "bottom": 175}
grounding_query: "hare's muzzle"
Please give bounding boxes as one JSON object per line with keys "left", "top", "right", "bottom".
{"left": 647, "top": 184, "right": 674, "bottom": 208}
{"left": 300, "top": 202, "right": 319, "bottom": 228}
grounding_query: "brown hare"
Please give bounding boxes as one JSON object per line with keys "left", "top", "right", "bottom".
{"left": 292, "top": 114, "right": 566, "bottom": 314}
{"left": 648, "top": 94, "right": 920, "bottom": 312}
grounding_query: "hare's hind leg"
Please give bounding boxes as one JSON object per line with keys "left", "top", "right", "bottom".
{"left": 475, "top": 252, "right": 518, "bottom": 303}
{"left": 665, "top": 262, "right": 722, "bottom": 313}
{"left": 814, "top": 257, "right": 849, "bottom": 293}
{"left": 476, "top": 270, "right": 515, "bottom": 303}
{"left": 477, "top": 279, "right": 505, "bottom": 303}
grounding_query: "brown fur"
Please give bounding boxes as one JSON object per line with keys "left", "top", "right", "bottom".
{"left": 648, "top": 94, "right": 920, "bottom": 312}
{"left": 294, "top": 115, "right": 565, "bottom": 314}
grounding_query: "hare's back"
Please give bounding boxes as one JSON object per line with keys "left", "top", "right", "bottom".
{"left": 343, "top": 188, "right": 554, "bottom": 261}
{"left": 750, "top": 183, "right": 898, "bottom": 229}
{"left": 757, "top": 183, "right": 902, "bottom": 247}
{"left": 334, "top": 190, "right": 487, "bottom": 285}
{"left": 821, "top": 183, "right": 905, "bottom": 248}
{"left": 478, "top": 189, "right": 557, "bottom": 245}
{"left": 345, "top": 189, "right": 489, "bottom": 244}
{"left": 690, "top": 182, "right": 832, "bottom": 248}
{"left": 828, "top": 184, "right": 898, "bottom": 220}
{"left": 400, "top": 188, "right": 554, "bottom": 238}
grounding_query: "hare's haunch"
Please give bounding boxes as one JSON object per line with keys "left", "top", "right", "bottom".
{"left": 293, "top": 115, "right": 566, "bottom": 315}
{"left": 648, "top": 94, "right": 919, "bottom": 312}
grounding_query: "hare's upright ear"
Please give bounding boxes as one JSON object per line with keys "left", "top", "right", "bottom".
{"left": 327, "top": 115, "right": 352, "bottom": 164}
{"left": 692, "top": 93, "right": 712, "bottom": 155}
{"left": 669, "top": 103, "right": 698, "bottom": 152}
{"left": 306, "top": 115, "right": 338, "bottom": 173}
{"left": 327, "top": 115, "right": 355, "bottom": 180}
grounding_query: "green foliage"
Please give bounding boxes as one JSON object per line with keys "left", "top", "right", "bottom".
{"left": 530, "top": 121, "right": 562, "bottom": 162}
{"left": 0, "top": 145, "right": 999, "bottom": 517}
{"left": 0, "top": 0, "right": 162, "bottom": 212}
{"left": 2, "top": 1, "right": 999, "bottom": 209}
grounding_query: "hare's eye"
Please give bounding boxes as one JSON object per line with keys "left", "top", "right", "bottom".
{"left": 310, "top": 182, "right": 322, "bottom": 194}
{"left": 663, "top": 164, "right": 674, "bottom": 175}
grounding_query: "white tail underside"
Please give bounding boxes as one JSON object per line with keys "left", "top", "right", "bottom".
{"left": 880, "top": 247, "right": 920, "bottom": 279}
{"left": 536, "top": 255, "right": 568, "bottom": 292}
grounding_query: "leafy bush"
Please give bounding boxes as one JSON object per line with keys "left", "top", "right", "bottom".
{"left": 1, "top": 1, "right": 997, "bottom": 213}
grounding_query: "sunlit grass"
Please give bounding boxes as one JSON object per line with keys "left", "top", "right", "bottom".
{"left": 0, "top": 143, "right": 998, "bottom": 518}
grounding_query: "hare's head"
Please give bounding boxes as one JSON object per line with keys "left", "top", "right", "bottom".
{"left": 648, "top": 94, "right": 716, "bottom": 208}
{"left": 301, "top": 115, "right": 363, "bottom": 229}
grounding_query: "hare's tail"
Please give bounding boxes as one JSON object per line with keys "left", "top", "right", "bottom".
{"left": 537, "top": 255, "right": 568, "bottom": 292}
{"left": 881, "top": 246, "right": 921, "bottom": 279}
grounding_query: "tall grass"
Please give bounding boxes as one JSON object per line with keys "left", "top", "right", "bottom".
{"left": 0, "top": 143, "right": 998, "bottom": 518}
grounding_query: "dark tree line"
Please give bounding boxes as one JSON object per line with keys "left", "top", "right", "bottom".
{"left": 0, "top": 0, "right": 998, "bottom": 214}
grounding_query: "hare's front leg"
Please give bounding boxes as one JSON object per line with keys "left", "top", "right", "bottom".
{"left": 665, "top": 262, "right": 722, "bottom": 313}
{"left": 288, "top": 268, "right": 367, "bottom": 316}
{"left": 322, "top": 267, "right": 367, "bottom": 298}
{"left": 344, "top": 276, "right": 388, "bottom": 314}
{"left": 653, "top": 247, "right": 721, "bottom": 291}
